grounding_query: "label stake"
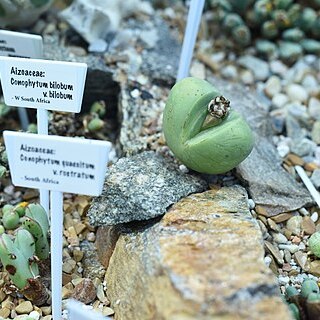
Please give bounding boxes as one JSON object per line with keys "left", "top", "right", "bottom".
{"left": 176, "top": 0, "right": 205, "bottom": 80}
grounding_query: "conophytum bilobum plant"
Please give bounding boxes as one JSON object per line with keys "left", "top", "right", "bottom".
{"left": 163, "top": 77, "right": 254, "bottom": 174}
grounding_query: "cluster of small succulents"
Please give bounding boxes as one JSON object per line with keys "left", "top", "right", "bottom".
{"left": 84, "top": 100, "right": 106, "bottom": 133}
{"left": 206, "top": 0, "right": 320, "bottom": 63}
{"left": 0, "top": 203, "right": 50, "bottom": 305}
{"left": 285, "top": 278, "right": 320, "bottom": 320}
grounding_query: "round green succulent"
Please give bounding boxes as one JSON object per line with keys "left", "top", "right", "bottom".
{"left": 301, "top": 279, "right": 319, "bottom": 299}
{"left": 308, "top": 232, "right": 320, "bottom": 258}
{"left": 163, "top": 77, "right": 254, "bottom": 174}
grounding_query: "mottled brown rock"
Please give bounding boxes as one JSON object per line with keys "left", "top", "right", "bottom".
{"left": 72, "top": 278, "right": 96, "bottom": 304}
{"left": 105, "top": 186, "right": 291, "bottom": 320}
{"left": 95, "top": 226, "right": 121, "bottom": 269}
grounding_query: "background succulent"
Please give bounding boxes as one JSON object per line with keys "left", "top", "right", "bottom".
{"left": 205, "top": 0, "right": 320, "bottom": 63}
{"left": 285, "top": 279, "right": 320, "bottom": 320}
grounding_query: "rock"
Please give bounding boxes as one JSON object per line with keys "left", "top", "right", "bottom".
{"left": 88, "top": 151, "right": 207, "bottom": 225}
{"left": 309, "top": 98, "right": 320, "bottom": 120}
{"left": 269, "top": 60, "right": 288, "bottom": 77}
{"left": 0, "top": 0, "right": 53, "bottom": 28}
{"left": 0, "top": 308, "right": 10, "bottom": 318}
{"left": 286, "top": 216, "right": 303, "bottom": 235}
{"left": 60, "top": 0, "right": 153, "bottom": 43}
{"left": 291, "top": 138, "right": 316, "bottom": 157}
{"left": 15, "top": 301, "right": 33, "bottom": 314}
{"left": 311, "top": 169, "right": 320, "bottom": 189}
{"left": 95, "top": 226, "right": 121, "bottom": 268}
{"left": 105, "top": 186, "right": 291, "bottom": 320}
{"left": 62, "top": 258, "right": 76, "bottom": 274}
{"left": 239, "top": 69, "right": 254, "bottom": 85}
{"left": 209, "top": 77, "right": 313, "bottom": 217}
{"left": 264, "top": 75, "right": 281, "bottom": 98}
{"left": 264, "top": 241, "right": 284, "bottom": 265}
{"left": 309, "top": 260, "right": 320, "bottom": 277}
{"left": 302, "top": 75, "right": 319, "bottom": 97}
{"left": 271, "top": 93, "right": 288, "bottom": 109}
{"left": 139, "top": 29, "right": 159, "bottom": 49}
{"left": 278, "top": 244, "right": 299, "bottom": 254}
{"left": 190, "top": 61, "right": 206, "bottom": 79}
{"left": 88, "top": 39, "right": 108, "bottom": 53}
{"left": 271, "top": 232, "right": 288, "bottom": 244}
{"left": 221, "top": 64, "right": 238, "bottom": 80}
{"left": 285, "top": 84, "right": 308, "bottom": 103}
{"left": 238, "top": 55, "right": 270, "bottom": 81}
{"left": 301, "top": 216, "right": 316, "bottom": 235}
{"left": 72, "top": 278, "right": 97, "bottom": 304}
{"left": 312, "top": 121, "right": 320, "bottom": 145}
{"left": 141, "top": 17, "right": 180, "bottom": 85}
{"left": 294, "top": 251, "right": 310, "bottom": 271}
{"left": 80, "top": 240, "right": 106, "bottom": 280}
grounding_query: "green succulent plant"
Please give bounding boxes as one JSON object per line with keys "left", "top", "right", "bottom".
{"left": 163, "top": 77, "right": 254, "bottom": 174}
{"left": 301, "top": 279, "right": 319, "bottom": 299}
{"left": 0, "top": 230, "right": 39, "bottom": 290}
{"left": 87, "top": 117, "right": 105, "bottom": 132}
{"left": 0, "top": 203, "right": 49, "bottom": 305}
{"left": 308, "top": 231, "right": 320, "bottom": 258}
{"left": 2, "top": 208, "right": 20, "bottom": 230}
{"left": 90, "top": 100, "right": 106, "bottom": 118}
{"left": 22, "top": 203, "right": 50, "bottom": 260}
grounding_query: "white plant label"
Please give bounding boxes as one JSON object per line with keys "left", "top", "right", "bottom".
{"left": 0, "top": 56, "right": 87, "bottom": 112}
{"left": 0, "top": 30, "right": 43, "bottom": 58}
{"left": 4, "top": 131, "right": 111, "bottom": 196}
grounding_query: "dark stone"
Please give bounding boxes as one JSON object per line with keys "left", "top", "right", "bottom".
{"left": 88, "top": 151, "right": 207, "bottom": 226}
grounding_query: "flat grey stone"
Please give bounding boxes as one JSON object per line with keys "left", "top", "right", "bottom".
{"left": 237, "top": 55, "right": 270, "bottom": 81}
{"left": 88, "top": 151, "right": 207, "bottom": 225}
{"left": 209, "top": 77, "right": 313, "bottom": 216}
{"left": 141, "top": 17, "right": 180, "bottom": 85}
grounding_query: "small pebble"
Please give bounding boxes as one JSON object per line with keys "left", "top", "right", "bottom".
{"left": 130, "top": 89, "right": 140, "bottom": 98}
{"left": 285, "top": 84, "right": 308, "bottom": 103}
{"left": 240, "top": 69, "right": 254, "bottom": 85}
{"left": 264, "top": 256, "right": 272, "bottom": 267}
{"left": 271, "top": 93, "right": 289, "bottom": 109}
{"left": 15, "top": 301, "right": 33, "bottom": 314}
{"left": 278, "top": 244, "right": 300, "bottom": 254}
{"left": 311, "top": 212, "right": 319, "bottom": 223}
{"left": 271, "top": 232, "right": 288, "bottom": 244}
{"left": 270, "top": 60, "right": 288, "bottom": 76}
{"left": 309, "top": 98, "right": 320, "bottom": 120}
{"left": 86, "top": 232, "right": 96, "bottom": 242}
{"left": 179, "top": 164, "right": 189, "bottom": 173}
{"left": 248, "top": 199, "right": 255, "bottom": 210}
{"left": 221, "top": 64, "right": 238, "bottom": 80}
{"left": 286, "top": 216, "right": 303, "bottom": 235}
{"left": 264, "top": 75, "right": 281, "bottom": 98}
